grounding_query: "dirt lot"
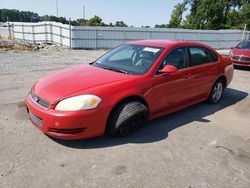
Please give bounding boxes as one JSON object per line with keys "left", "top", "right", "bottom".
{"left": 0, "top": 48, "right": 250, "bottom": 188}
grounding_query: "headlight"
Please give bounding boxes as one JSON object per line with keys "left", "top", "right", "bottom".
{"left": 229, "top": 51, "right": 233, "bottom": 58}
{"left": 55, "top": 95, "right": 101, "bottom": 111}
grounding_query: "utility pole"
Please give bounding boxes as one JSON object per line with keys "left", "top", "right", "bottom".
{"left": 83, "top": 5, "right": 85, "bottom": 20}
{"left": 7, "top": 17, "right": 12, "bottom": 40}
{"left": 69, "top": 18, "right": 72, "bottom": 50}
{"left": 56, "top": 0, "right": 59, "bottom": 17}
{"left": 241, "top": 24, "right": 247, "bottom": 41}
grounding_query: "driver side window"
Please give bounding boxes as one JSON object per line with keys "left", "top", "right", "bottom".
{"left": 157, "top": 47, "right": 187, "bottom": 73}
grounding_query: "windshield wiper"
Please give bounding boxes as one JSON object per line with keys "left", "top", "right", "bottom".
{"left": 109, "top": 67, "right": 128, "bottom": 74}
{"left": 95, "top": 64, "right": 128, "bottom": 74}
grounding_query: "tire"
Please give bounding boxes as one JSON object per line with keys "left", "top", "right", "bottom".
{"left": 107, "top": 101, "right": 148, "bottom": 137}
{"left": 207, "top": 79, "right": 225, "bottom": 104}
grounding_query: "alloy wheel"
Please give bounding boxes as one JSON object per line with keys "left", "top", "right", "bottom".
{"left": 212, "top": 82, "right": 223, "bottom": 103}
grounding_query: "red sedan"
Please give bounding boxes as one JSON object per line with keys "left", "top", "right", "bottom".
{"left": 26, "top": 40, "right": 234, "bottom": 140}
{"left": 230, "top": 40, "right": 250, "bottom": 67}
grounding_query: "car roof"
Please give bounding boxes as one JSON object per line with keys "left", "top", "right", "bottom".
{"left": 127, "top": 40, "right": 211, "bottom": 49}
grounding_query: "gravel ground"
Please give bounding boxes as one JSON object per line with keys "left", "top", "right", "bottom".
{"left": 0, "top": 48, "right": 250, "bottom": 188}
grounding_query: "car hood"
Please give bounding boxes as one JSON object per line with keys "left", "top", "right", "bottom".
{"left": 232, "top": 48, "right": 250, "bottom": 57}
{"left": 33, "top": 64, "right": 132, "bottom": 104}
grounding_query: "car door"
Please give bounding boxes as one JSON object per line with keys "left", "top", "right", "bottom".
{"left": 186, "top": 46, "right": 219, "bottom": 101}
{"left": 146, "top": 47, "right": 194, "bottom": 114}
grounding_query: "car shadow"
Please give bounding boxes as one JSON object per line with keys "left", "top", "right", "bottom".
{"left": 234, "top": 65, "right": 250, "bottom": 71}
{"left": 50, "top": 88, "right": 248, "bottom": 149}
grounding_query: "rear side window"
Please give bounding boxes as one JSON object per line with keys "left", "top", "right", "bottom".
{"left": 189, "top": 47, "right": 210, "bottom": 66}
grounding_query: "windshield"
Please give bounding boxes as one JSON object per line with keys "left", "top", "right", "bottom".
{"left": 93, "top": 44, "right": 165, "bottom": 75}
{"left": 236, "top": 41, "right": 250, "bottom": 49}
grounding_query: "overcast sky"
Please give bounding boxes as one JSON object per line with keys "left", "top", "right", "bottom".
{"left": 0, "top": 0, "right": 182, "bottom": 27}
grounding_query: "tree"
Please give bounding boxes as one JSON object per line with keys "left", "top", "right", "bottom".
{"left": 76, "top": 19, "right": 88, "bottom": 26}
{"left": 168, "top": 2, "right": 187, "bottom": 28}
{"left": 240, "top": 2, "right": 250, "bottom": 30}
{"left": 114, "top": 21, "right": 128, "bottom": 27}
{"left": 0, "top": 9, "right": 41, "bottom": 22}
{"left": 169, "top": 0, "right": 249, "bottom": 30}
{"left": 0, "top": 9, "right": 131, "bottom": 27}
{"left": 109, "top": 22, "right": 114, "bottom": 27}
{"left": 42, "top": 15, "right": 68, "bottom": 24}
{"left": 154, "top": 24, "right": 168, "bottom": 28}
{"left": 87, "top": 15, "right": 103, "bottom": 26}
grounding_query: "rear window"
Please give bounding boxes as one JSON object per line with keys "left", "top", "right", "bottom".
{"left": 208, "top": 50, "right": 218, "bottom": 62}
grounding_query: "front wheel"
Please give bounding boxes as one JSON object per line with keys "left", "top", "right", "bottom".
{"left": 207, "top": 80, "right": 224, "bottom": 104}
{"left": 107, "top": 101, "right": 148, "bottom": 137}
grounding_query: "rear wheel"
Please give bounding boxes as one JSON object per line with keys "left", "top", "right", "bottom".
{"left": 207, "top": 79, "right": 224, "bottom": 104}
{"left": 107, "top": 101, "right": 148, "bottom": 137}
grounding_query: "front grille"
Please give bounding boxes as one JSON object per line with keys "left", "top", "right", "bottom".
{"left": 30, "top": 91, "right": 50, "bottom": 109}
{"left": 232, "top": 56, "right": 250, "bottom": 62}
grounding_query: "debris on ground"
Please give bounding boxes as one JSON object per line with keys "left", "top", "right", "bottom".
{"left": 0, "top": 40, "right": 64, "bottom": 52}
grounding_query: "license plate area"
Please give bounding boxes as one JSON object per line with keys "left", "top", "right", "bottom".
{"left": 29, "top": 110, "right": 43, "bottom": 128}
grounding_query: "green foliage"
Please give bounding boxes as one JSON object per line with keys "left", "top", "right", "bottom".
{"left": 87, "top": 15, "right": 103, "bottom": 26}
{"left": 114, "top": 21, "right": 128, "bottom": 27}
{"left": 169, "top": 0, "right": 250, "bottom": 30}
{"left": 154, "top": 24, "right": 168, "bottom": 28}
{"left": 109, "top": 22, "right": 114, "bottom": 27}
{"left": 168, "top": 2, "right": 187, "bottom": 28}
{"left": 0, "top": 9, "right": 128, "bottom": 27}
{"left": 75, "top": 19, "right": 87, "bottom": 26}
{"left": 240, "top": 2, "right": 250, "bottom": 29}
{"left": 42, "top": 15, "right": 68, "bottom": 24}
{"left": 0, "top": 9, "right": 40, "bottom": 22}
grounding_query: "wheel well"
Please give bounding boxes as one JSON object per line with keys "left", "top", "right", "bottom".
{"left": 105, "top": 96, "right": 148, "bottom": 131}
{"left": 217, "top": 75, "right": 227, "bottom": 88}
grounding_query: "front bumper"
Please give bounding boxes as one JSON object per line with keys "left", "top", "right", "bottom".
{"left": 26, "top": 94, "right": 109, "bottom": 140}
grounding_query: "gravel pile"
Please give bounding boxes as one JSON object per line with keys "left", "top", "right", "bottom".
{"left": 0, "top": 40, "right": 64, "bottom": 52}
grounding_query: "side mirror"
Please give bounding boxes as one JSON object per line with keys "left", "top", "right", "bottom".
{"left": 159, "top": 65, "right": 178, "bottom": 74}
{"left": 230, "top": 46, "right": 234, "bottom": 49}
